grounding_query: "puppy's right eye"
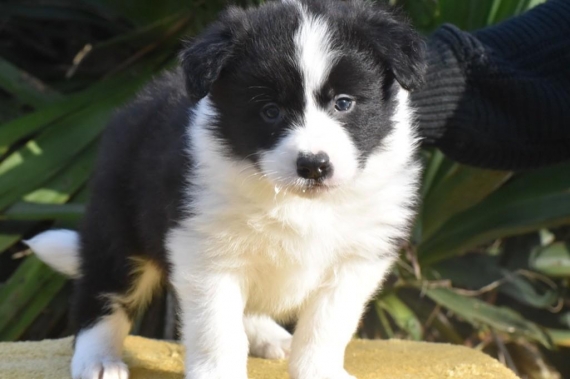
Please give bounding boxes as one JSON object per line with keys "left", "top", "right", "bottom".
{"left": 261, "top": 103, "right": 282, "bottom": 122}
{"left": 334, "top": 96, "right": 354, "bottom": 112}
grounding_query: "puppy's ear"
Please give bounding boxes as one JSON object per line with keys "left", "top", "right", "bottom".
{"left": 179, "top": 8, "right": 246, "bottom": 102}
{"left": 361, "top": 8, "right": 426, "bottom": 91}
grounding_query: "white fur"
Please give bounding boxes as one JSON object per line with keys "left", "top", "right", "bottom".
{"left": 71, "top": 309, "right": 131, "bottom": 379}
{"left": 170, "top": 90, "right": 417, "bottom": 378}
{"left": 24, "top": 229, "right": 80, "bottom": 278}
{"left": 294, "top": 9, "right": 337, "bottom": 96}
{"left": 169, "top": 33, "right": 419, "bottom": 379}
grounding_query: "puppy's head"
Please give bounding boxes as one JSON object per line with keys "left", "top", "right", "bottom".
{"left": 181, "top": 0, "right": 425, "bottom": 194}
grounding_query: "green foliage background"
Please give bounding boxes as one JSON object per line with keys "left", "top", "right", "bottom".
{"left": 1, "top": 1, "right": 569, "bottom": 378}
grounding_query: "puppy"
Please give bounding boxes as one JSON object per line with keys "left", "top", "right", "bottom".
{"left": 27, "top": 0, "right": 425, "bottom": 378}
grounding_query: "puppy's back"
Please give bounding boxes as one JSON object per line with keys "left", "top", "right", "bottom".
{"left": 81, "top": 69, "right": 191, "bottom": 267}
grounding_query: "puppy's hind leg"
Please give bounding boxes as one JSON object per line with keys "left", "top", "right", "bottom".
{"left": 71, "top": 258, "right": 162, "bottom": 379}
{"left": 244, "top": 315, "right": 292, "bottom": 359}
{"left": 72, "top": 309, "right": 131, "bottom": 379}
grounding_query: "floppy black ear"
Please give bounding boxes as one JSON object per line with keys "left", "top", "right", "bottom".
{"left": 179, "top": 9, "right": 245, "bottom": 102}
{"left": 361, "top": 8, "right": 426, "bottom": 91}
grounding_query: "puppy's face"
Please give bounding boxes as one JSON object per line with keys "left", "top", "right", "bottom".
{"left": 182, "top": 0, "right": 424, "bottom": 193}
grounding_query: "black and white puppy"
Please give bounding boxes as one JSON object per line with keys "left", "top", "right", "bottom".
{"left": 27, "top": 0, "right": 425, "bottom": 378}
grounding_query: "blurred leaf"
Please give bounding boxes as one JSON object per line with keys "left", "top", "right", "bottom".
{"left": 547, "top": 328, "right": 570, "bottom": 347}
{"left": 0, "top": 96, "right": 25, "bottom": 124}
{"left": 398, "top": 0, "right": 439, "bottom": 33}
{"left": 0, "top": 73, "right": 140, "bottom": 154}
{"left": 89, "top": 11, "right": 189, "bottom": 54}
{"left": 375, "top": 306, "right": 395, "bottom": 338}
{"left": 432, "top": 255, "right": 559, "bottom": 309}
{"left": 376, "top": 292, "right": 423, "bottom": 340}
{"left": 0, "top": 256, "right": 66, "bottom": 340}
{"left": 19, "top": 283, "right": 72, "bottom": 340}
{"left": 421, "top": 153, "right": 456, "bottom": 199}
{"left": 425, "top": 287, "right": 552, "bottom": 348}
{"left": 0, "top": 220, "right": 34, "bottom": 255}
{"left": 3, "top": 203, "right": 85, "bottom": 222}
{"left": 559, "top": 312, "right": 570, "bottom": 330}
{"left": 0, "top": 221, "right": 34, "bottom": 253}
{"left": 22, "top": 143, "right": 97, "bottom": 204}
{"left": 421, "top": 193, "right": 570, "bottom": 265}
{"left": 0, "top": 58, "right": 62, "bottom": 108}
{"left": 435, "top": 0, "right": 508, "bottom": 30}
{"left": 0, "top": 109, "right": 106, "bottom": 209}
{"left": 419, "top": 162, "right": 570, "bottom": 265}
{"left": 93, "top": 0, "right": 229, "bottom": 26}
{"left": 524, "top": 0, "right": 547, "bottom": 10}
{"left": 0, "top": 271, "right": 66, "bottom": 341}
{"left": 420, "top": 149, "right": 445, "bottom": 198}
{"left": 437, "top": 0, "right": 472, "bottom": 29}
{"left": 429, "top": 312, "right": 465, "bottom": 344}
{"left": 422, "top": 165, "right": 511, "bottom": 241}
{"left": 0, "top": 233, "right": 20, "bottom": 253}
{"left": 0, "top": 145, "right": 94, "bottom": 255}
{"left": 0, "top": 75, "right": 150, "bottom": 211}
{"left": 488, "top": 0, "right": 530, "bottom": 24}
{"left": 395, "top": 288, "right": 466, "bottom": 344}
{"left": 530, "top": 242, "right": 570, "bottom": 278}
{"left": 398, "top": 0, "right": 546, "bottom": 35}
{"left": 465, "top": 0, "right": 496, "bottom": 30}
{"left": 0, "top": 2, "right": 127, "bottom": 32}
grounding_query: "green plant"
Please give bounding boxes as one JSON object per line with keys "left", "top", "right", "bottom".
{"left": 1, "top": 1, "right": 568, "bottom": 378}
{"left": 370, "top": 149, "right": 570, "bottom": 378}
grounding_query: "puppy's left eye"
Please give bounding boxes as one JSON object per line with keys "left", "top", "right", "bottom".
{"left": 260, "top": 103, "right": 282, "bottom": 122}
{"left": 334, "top": 96, "right": 354, "bottom": 112}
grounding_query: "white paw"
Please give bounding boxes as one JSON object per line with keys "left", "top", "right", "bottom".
{"left": 71, "top": 357, "right": 129, "bottom": 379}
{"left": 244, "top": 315, "right": 292, "bottom": 360}
{"left": 252, "top": 336, "right": 292, "bottom": 359}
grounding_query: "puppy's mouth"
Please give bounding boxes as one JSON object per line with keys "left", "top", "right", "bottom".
{"left": 303, "top": 179, "right": 328, "bottom": 189}
{"left": 260, "top": 170, "right": 341, "bottom": 197}
{"left": 290, "top": 179, "right": 338, "bottom": 196}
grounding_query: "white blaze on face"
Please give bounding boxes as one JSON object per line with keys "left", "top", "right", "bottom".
{"left": 259, "top": 6, "right": 359, "bottom": 189}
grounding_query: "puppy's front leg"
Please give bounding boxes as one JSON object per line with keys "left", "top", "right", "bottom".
{"left": 289, "top": 258, "right": 393, "bottom": 379}
{"left": 172, "top": 260, "right": 248, "bottom": 379}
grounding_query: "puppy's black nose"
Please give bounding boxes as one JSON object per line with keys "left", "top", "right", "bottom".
{"left": 296, "top": 152, "right": 332, "bottom": 180}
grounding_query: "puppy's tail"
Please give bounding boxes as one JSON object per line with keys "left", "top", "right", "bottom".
{"left": 23, "top": 229, "right": 80, "bottom": 278}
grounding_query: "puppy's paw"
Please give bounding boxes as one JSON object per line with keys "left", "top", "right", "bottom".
{"left": 71, "top": 357, "right": 129, "bottom": 379}
{"left": 251, "top": 336, "right": 292, "bottom": 360}
{"left": 245, "top": 315, "right": 292, "bottom": 359}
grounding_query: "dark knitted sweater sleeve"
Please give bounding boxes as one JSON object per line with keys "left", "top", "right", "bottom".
{"left": 412, "top": 0, "right": 570, "bottom": 170}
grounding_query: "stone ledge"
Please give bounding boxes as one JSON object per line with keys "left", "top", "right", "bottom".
{"left": 0, "top": 335, "right": 519, "bottom": 379}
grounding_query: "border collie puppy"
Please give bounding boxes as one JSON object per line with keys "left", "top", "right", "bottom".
{"left": 27, "top": 0, "right": 425, "bottom": 378}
